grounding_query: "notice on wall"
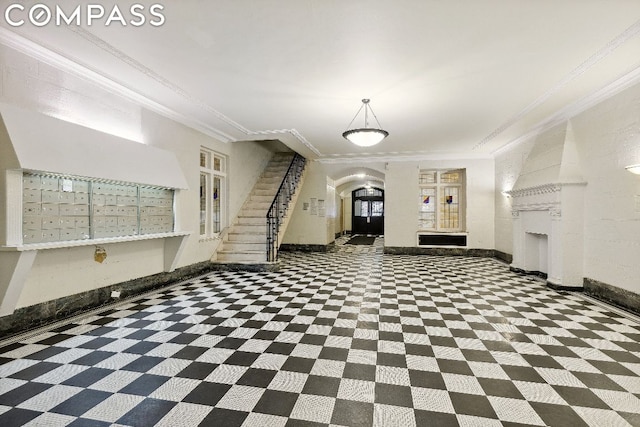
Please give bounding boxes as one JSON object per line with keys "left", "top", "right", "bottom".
{"left": 310, "top": 198, "right": 318, "bottom": 215}
{"left": 303, "top": 202, "right": 310, "bottom": 211}
{"left": 62, "top": 179, "right": 73, "bottom": 192}
{"left": 318, "top": 199, "right": 326, "bottom": 217}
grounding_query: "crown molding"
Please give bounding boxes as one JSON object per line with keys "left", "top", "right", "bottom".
{"left": 0, "top": 27, "right": 327, "bottom": 155}
{"left": 0, "top": 27, "right": 238, "bottom": 143}
{"left": 318, "top": 151, "right": 492, "bottom": 164}
{"left": 58, "top": 27, "right": 325, "bottom": 156}
{"left": 246, "top": 128, "right": 322, "bottom": 156}
{"left": 492, "top": 64, "right": 640, "bottom": 157}
{"left": 67, "top": 26, "right": 250, "bottom": 137}
{"left": 477, "top": 18, "right": 640, "bottom": 152}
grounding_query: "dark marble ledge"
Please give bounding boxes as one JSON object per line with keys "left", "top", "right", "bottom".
{"left": 584, "top": 277, "right": 640, "bottom": 317}
{"left": 279, "top": 243, "right": 336, "bottom": 253}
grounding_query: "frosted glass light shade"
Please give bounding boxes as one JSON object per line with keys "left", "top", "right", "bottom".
{"left": 342, "top": 128, "right": 389, "bottom": 147}
{"left": 626, "top": 164, "right": 640, "bottom": 175}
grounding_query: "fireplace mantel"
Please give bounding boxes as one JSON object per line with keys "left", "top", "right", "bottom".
{"left": 507, "top": 182, "right": 586, "bottom": 290}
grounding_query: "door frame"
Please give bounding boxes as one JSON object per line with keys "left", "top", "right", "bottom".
{"left": 351, "top": 187, "right": 384, "bottom": 235}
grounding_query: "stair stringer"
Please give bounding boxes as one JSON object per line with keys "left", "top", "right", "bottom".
{"left": 272, "top": 165, "right": 308, "bottom": 260}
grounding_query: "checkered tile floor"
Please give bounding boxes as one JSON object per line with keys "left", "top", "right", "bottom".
{"left": 1, "top": 237, "right": 640, "bottom": 426}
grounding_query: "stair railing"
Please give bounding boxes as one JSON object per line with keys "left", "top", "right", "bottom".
{"left": 266, "top": 153, "right": 306, "bottom": 262}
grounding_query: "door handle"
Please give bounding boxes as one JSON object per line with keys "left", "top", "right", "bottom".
{"left": 367, "top": 217, "right": 370, "bottom": 223}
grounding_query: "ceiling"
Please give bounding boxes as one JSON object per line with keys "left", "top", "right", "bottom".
{"left": 2, "top": 0, "right": 640, "bottom": 162}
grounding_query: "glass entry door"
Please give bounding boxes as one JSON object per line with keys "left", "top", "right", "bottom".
{"left": 352, "top": 187, "right": 384, "bottom": 235}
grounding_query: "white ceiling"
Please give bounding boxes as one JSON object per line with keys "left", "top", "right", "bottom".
{"left": 3, "top": 0, "right": 640, "bottom": 161}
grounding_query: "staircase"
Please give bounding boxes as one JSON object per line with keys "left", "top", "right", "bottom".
{"left": 214, "top": 152, "right": 305, "bottom": 265}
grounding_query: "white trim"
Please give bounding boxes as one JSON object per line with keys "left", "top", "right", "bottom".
{"left": 319, "top": 152, "right": 492, "bottom": 164}
{"left": 0, "top": 231, "right": 191, "bottom": 252}
{"left": 0, "top": 27, "right": 329, "bottom": 157}
{"left": 199, "top": 148, "right": 227, "bottom": 239}
{"left": 476, "top": 19, "right": 640, "bottom": 151}
{"left": 492, "top": 65, "right": 640, "bottom": 156}
{"left": 0, "top": 27, "right": 234, "bottom": 142}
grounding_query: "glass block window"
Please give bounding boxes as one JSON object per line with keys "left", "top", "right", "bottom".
{"left": 200, "top": 148, "right": 227, "bottom": 238}
{"left": 355, "top": 188, "right": 382, "bottom": 197}
{"left": 418, "top": 169, "right": 465, "bottom": 231}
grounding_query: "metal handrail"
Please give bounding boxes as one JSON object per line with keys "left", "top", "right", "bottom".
{"left": 266, "top": 153, "right": 306, "bottom": 262}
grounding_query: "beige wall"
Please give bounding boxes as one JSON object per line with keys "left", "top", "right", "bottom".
{"left": 385, "top": 159, "right": 495, "bottom": 248}
{"left": 287, "top": 158, "right": 494, "bottom": 250}
{"left": 0, "top": 45, "right": 274, "bottom": 309}
{"left": 282, "top": 161, "right": 332, "bottom": 245}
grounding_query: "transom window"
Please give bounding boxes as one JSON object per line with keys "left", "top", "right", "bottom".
{"left": 419, "top": 169, "right": 465, "bottom": 231}
{"left": 200, "top": 148, "right": 226, "bottom": 238}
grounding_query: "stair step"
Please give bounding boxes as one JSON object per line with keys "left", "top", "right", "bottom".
{"left": 250, "top": 195, "right": 273, "bottom": 202}
{"left": 238, "top": 209, "right": 267, "bottom": 218}
{"left": 228, "top": 232, "right": 266, "bottom": 242}
{"left": 254, "top": 181, "right": 280, "bottom": 191}
{"left": 243, "top": 201, "right": 271, "bottom": 211}
{"left": 237, "top": 216, "right": 267, "bottom": 225}
{"left": 253, "top": 189, "right": 277, "bottom": 196}
{"left": 231, "top": 224, "right": 266, "bottom": 233}
{"left": 217, "top": 250, "right": 266, "bottom": 263}
{"left": 223, "top": 242, "right": 265, "bottom": 252}
{"left": 260, "top": 178, "right": 283, "bottom": 185}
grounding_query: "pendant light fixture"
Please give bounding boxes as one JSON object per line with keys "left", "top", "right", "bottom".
{"left": 342, "top": 99, "right": 389, "bottom": 147}
{"left": 626, "top": 164, "right": 640, "bottom": 175}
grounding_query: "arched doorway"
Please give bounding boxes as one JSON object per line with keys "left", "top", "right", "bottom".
{"left": 352, "top": 187, "right": 384, "bottom": 235}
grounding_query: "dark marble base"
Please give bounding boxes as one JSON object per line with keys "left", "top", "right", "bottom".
{"left": 584, "top": 277, "right": 640, "bottom": 316}
{"left": 383, "top": 247, "right": 495, "bottom": 258}
{"left": 210, "top": 262, "right": 280, "bottom": 272}
{"left": 279, "top": 242, "right": 336, "bottom": 253}
{"left": 0, "top": 261, "right": 218, "bottom": 339}
{"left": 494, "top": 250, "right": 513, "bottom": 264}
{"left": 546, "top": 281, "right": 582, "bottom": 291}
{"left": 509, "top": 267, "right": 548, "bottom": 280}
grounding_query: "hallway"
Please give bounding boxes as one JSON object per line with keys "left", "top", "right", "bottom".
{"left": 0, "top": 240, "right": 639, "bottom": 426}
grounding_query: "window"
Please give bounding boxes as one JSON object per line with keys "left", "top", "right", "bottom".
{"left": 419, "top": 169, "right": 465, "bottom": 231}
{"left": 200, "top": 148, "right": 226, "bottom": 238}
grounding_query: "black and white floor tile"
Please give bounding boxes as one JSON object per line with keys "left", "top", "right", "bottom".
{"left": 1, "top": 237, "right": 639, "bottom": 426}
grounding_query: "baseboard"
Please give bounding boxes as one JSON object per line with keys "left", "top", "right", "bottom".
{"left": 210, "top": 262, "right": 279, "bottom": 273}
{"left": 494, "top": 250, "right": 513, "bottom": 264}
{"left": 0, "top": 260, "right": 218, "bottom": 339}
{"left": 509, "top": 266, "right": 548, "bottom": 280}
{"left": 584, "top": 277, "right": 640, "bottom": 316}
{"left": 279, "top": 242, "right": 336, "bottom": 252}
{"left": 383, "top": 247, "right": 495, "bottom": 258}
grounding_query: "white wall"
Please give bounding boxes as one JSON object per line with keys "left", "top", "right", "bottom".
{"left": 385, "top": 159, "right": 495, "bottom": 248}
{"left": 0, "top": 45, "right": 274, "bottom": 309}
{"left": 494, "top": 140, "right": 535, "bottom": 255}
{"left": 495, "top": 81, "right": 640, "bottom": 295}
{"left": 334, "top": 189, "right": 342, "bottom": 236}
{"left": 282, "top": 161, "right": 332, "bottom": 245}
{"left": 343, "top": 195, "right": 352, "bottom": 232}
